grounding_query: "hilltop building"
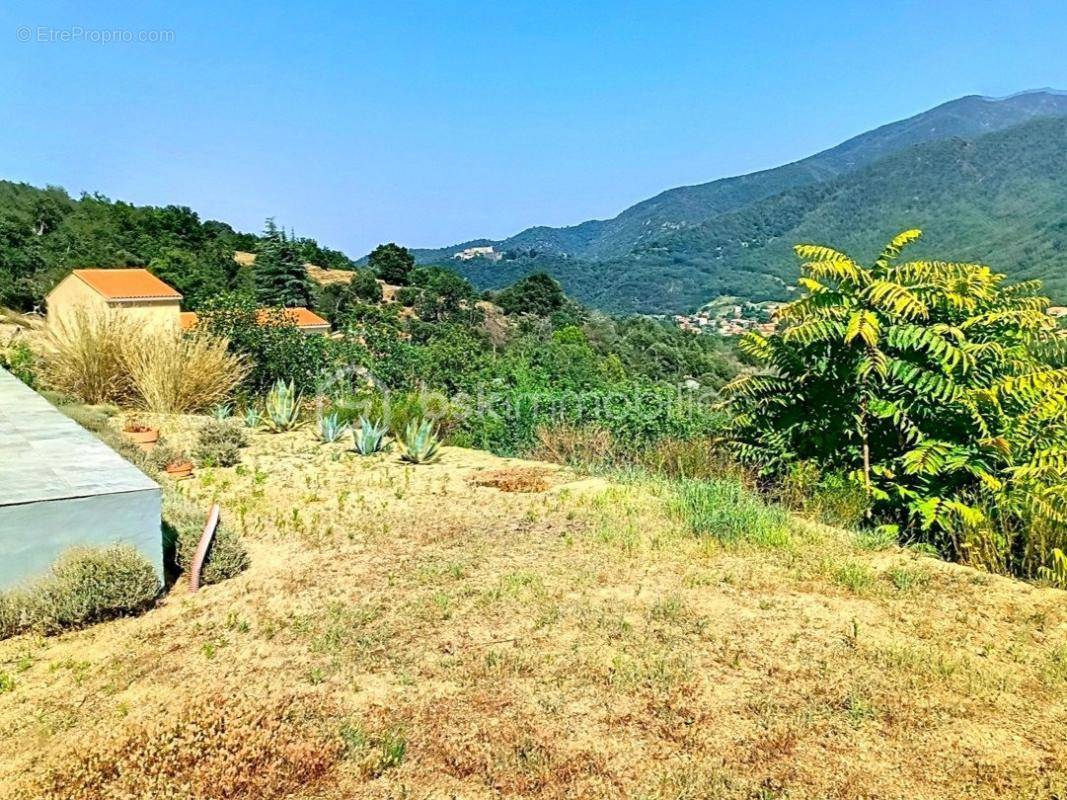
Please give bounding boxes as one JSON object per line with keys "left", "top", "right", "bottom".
{"left": 453, "top": 246, "right": 502, "bottom": 261}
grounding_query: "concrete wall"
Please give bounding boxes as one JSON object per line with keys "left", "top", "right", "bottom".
{"left": 0, "top": 367, "right": 164, "bottom": 589}
{"left": 0, "top": 489, "right": 162, "bottom": 588}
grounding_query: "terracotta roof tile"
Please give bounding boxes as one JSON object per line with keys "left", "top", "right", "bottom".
{"left": 74, "top": 269, "right": 182, "bottom": 301}
{"left": 257, "top": 307, "right": 330, "bottom": 329}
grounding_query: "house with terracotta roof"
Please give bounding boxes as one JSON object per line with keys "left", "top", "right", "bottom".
{"left": 48, "top": 267, "right": 330, "bottom": 334}
{"left": 179, "top": 306, "right": 330, "bottom": 334}
{"left": 46, "top": 269, "right": 183, "bottom": 329}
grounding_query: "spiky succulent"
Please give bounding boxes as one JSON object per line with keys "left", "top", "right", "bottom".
{"left": 352, "top": 416, "right": 389, "bottom": 456}
{"left": 398, "top": 418, "right": 440, "bottom": 464}
{"left": 263, "top": 379, "right": 302, "bottom": 432}
{"left": 242, "top": 407, "right": 262, "bottom": 429}
{"left": 318, "top": 412, "right": 348, "bottom": 443}
{"left": 210, "top": 403, "right": 233, "bottom": 421}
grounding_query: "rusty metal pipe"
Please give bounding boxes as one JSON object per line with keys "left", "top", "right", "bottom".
{"left": 189, "top": 504, "right": 220, "bottom": 593}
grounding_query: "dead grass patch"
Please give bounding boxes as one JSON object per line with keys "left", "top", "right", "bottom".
{"left": 471, "top": 466, "right": 553, "bottom": 493}
{"left": 27, "top": 689, "right": 342, "bottom": 800}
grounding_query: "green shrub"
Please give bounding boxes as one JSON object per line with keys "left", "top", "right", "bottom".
{"left": 395, "top": 286, "right": 420, "bottom": 307}
{"left": 195, "top": 293, "right": 332, "bottom": 394}
{"left": 162, "top": 490, "right": 249, "bottom": 585}
{"left": 723, "top": 231, "right": 1067, "bottom": 578}
{"left": 1, "top": 339, "right": 37, "bottom": 387}
{"left": 193, "top": 419, "right": 247, "bottom": 467}
{"left": 671, "top": 478, "right": 791, "bottom": 549}
{"left": 460, "top": 384, "right": 719, "bottom": 456}
{"left": 147, "top": 439, "right": 190, "bottom": 472}
{"left": 0, "top": 545, "right": 160, "bottom": 639}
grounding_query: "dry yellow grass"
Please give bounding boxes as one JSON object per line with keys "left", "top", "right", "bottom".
{"left": 1, "top": 420, "right": 1066, "bottom": 799}
{"left": 33, "top": 312, "right": 245, "bottom": 411}
{"left": 122, "top": 329, "right": 248, "bottom": 412}
{"left": 35, "top": 309, "right": 132, "bottom": 404}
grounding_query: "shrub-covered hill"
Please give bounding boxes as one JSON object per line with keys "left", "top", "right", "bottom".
{"left": 415, "top": 91, "right": 1067, "bottom": 266}
{"left": 0, "top": 182, "right": 353, "bottom": 310}
{"left": 437, "top": 96, "right": 1067, "bottom": 314}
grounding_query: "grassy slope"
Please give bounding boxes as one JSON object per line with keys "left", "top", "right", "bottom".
{"left": 1, "top": 419, "right": 1066, "bottom": 799}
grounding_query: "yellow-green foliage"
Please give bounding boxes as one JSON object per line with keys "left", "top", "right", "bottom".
{"left": 725, "top": 230, "right": 1067, "bottom": 578}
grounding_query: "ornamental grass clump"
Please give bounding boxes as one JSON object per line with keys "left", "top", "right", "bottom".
{"left": 35, "top": 310, "right": 247, "bottom": 412}
{"left": 123, "top": 329, "right": 247, "bottom": 413}
{"left": 36, "top": 310, "right": 131, "bottom": 405}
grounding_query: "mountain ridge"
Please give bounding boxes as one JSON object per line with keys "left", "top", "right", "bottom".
{"left": 407, "top": 90, "right": 1067, "bottom": 314}
{"left": 413, "top": 90, "right": 1067, "bottom": 266}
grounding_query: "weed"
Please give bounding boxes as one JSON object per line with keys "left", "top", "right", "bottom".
{"left": 832, "top": 561, "right": 876, "bottom": 594}
{"left": 672, "top": 479, "right": 792, "bottom": 549}
{"left": 887, "top": 565, "right": 930, "bottom": 592}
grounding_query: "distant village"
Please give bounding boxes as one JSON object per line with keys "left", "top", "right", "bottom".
{"left": 672, "top": 299, "right": 785, "bottom": 337}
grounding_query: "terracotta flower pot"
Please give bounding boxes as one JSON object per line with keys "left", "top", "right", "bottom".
{"left": 124, "top": 426, "right": 159, "bottom": 445}
{"left": 165, "top": 461, "right": 194, "bottom": 480}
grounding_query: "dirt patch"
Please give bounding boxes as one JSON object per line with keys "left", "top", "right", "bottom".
{"left": 471, "top": 467, "right": 553, "bottom": 493}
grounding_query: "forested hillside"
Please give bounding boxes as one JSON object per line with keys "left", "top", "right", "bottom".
{"left": 0, "top": 183, "right": 352, "bottom": 310}
{"left": 416, "top": 91, "right": 1067, "bottom": 263}
{"left": 453, "top": 114, "right": 1067, "bottom": 313}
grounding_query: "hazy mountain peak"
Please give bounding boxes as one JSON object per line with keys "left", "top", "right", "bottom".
{"left": 414, "top": 90, "right": 1067, "bottom": 267}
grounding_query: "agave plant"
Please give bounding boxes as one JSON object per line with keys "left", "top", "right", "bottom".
{"left": 318, "top": 412, "right": 348, "bottom": 443}
{"left": 242, "top": 406, "right": 263, "bottom": 429}
{"left": 263, "top": 379, "right": 302, "bottom": 432}
{"left": 398, "top": 418, "right": 440, "bottom": 464}
{"left": 352, "top": 416, "right": 389, "bottom": 456}
{"left": 210, "top": 403, "right": 233, "bottom": 421}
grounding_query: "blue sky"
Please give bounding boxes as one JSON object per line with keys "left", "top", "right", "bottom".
{"left": 2, "top": 0, "right": 1066, "bottom": 256}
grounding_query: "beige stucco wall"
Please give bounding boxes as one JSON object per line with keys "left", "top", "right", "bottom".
{"left": 46, "top": 276, "right": 181, "bottom": 330}
{"left": 45, "top": 274, "right": 109, "bottom": 326}
{"left": 105, "top": 299, "right": 181, "bottom": 329}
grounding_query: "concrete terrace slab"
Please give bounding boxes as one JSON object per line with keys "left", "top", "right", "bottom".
{"left": 0, "top": 368, "right": 162, "bottom": 588}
